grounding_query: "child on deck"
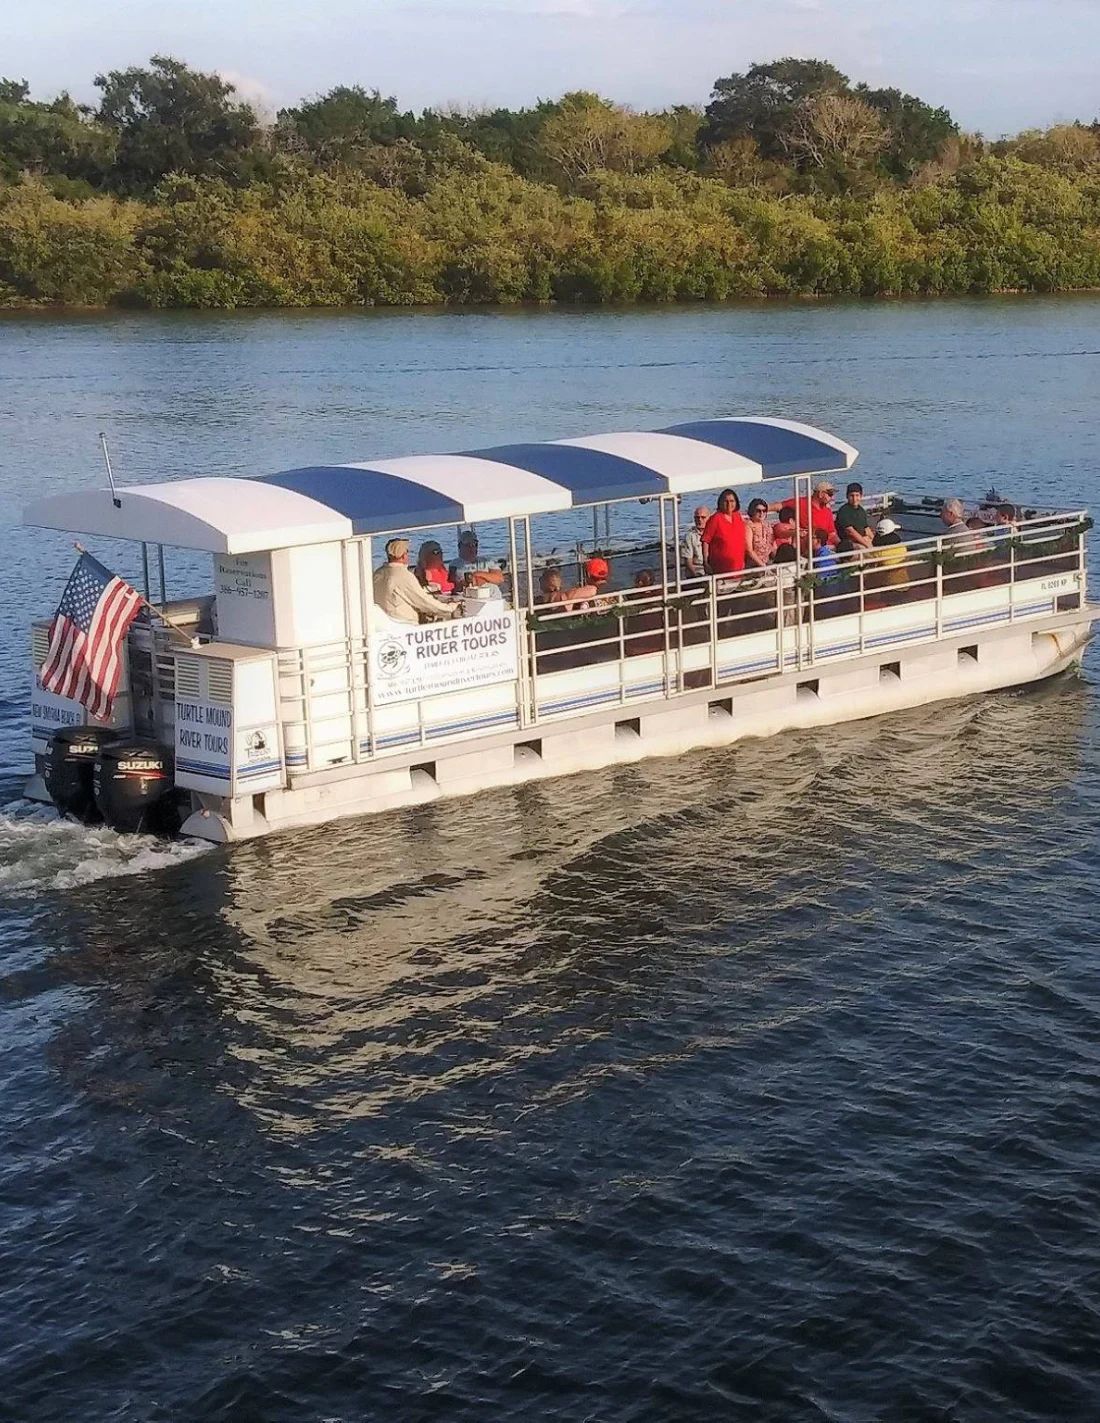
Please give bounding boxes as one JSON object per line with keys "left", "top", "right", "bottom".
{"left": 813, "top": 526, "right": 840, "bottom": 580}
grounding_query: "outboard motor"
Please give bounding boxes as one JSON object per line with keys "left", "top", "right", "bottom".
{"left": 93, "top": 741, "right": 180, "bottom": 835}
{"left": 44, "top": 726, "right": 120, "bottom": 822}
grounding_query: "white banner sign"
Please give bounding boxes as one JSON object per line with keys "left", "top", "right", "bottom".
{"left": 370, "top": 608, "right": 519, "bottom": 705}
{"left": 175, "top": 697, "right": 233, "bottom": 778}
{"left": 175, "top": 696, "right": 283, "bottom": 791}
{"left": 214, "top": 553, "right": 276, "bottom": 646}
{"left": 31, "top": 672, "right": 110, "bottom": 741}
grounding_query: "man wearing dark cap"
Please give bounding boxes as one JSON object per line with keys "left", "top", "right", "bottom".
{"left": 449, "top": 529, "right": 504, "bottom": 597}
{"left": 373, "top": 538, "right": 459, "bottom": 623}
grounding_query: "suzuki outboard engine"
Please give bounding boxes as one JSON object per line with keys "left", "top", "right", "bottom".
{"left": 93, "top": 741, "right": 179, "bottom": 835}
{"left": 44, "top": 725, "right": 120, "bottom": 822}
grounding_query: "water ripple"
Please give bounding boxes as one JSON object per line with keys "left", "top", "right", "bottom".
{"left": 3, "top": 307, "right": 1100, "bottom": 1421}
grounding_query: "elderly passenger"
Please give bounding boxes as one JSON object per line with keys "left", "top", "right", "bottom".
{"left": 681, "top": 506, "right": 709, "bottom": 578}
{"left": 940, "top": 498, "right": 970, "bottom": 539}
{"left": 374, "top": 539, "right": 460, "bottom": 624}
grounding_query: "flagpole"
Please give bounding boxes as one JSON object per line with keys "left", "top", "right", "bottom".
{"left": 73, "top": 542, "right": 192, "bottom": 646}
{"left": 99, "top": 433, "right": 121, "bottom": 509}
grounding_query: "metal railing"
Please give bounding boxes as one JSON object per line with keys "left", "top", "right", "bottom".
{"left": 275, "top": 511, "right": 1088, "bottom": 776}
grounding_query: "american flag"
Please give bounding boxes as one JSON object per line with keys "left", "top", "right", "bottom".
{"left": 39, "top": 551, "right": 144, "bottom": 721}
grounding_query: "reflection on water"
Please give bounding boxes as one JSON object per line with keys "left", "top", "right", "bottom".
{"left": 89, "top": 676, "right": 1079, "bottom": 1137}
{"left": 4, "top": 672, "right": 1099, "bottom": 1420}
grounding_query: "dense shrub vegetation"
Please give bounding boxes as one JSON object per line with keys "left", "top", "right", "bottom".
{"left": 1, "top": 58, "right": 1098, "bottom": 308}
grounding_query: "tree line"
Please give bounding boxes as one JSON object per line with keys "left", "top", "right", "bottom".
{"left": 1, "top": 56, "right": 1099, "bottom": 308}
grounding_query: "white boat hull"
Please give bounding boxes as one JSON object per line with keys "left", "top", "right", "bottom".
{"left": 177, "top": 610, "right": 1094, "bottom": 843}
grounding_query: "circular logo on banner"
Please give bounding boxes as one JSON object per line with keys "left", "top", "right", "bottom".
{"left": 378, "top": 638, "right": 408, "bottom": 677}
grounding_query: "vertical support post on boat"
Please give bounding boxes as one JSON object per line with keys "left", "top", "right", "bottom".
{"left": 617, "top": 605, "right": 628, "bottom": 706}
{"left": 794, "top": 474, "right": 808, "bottom": 672}
{"left": 359, "top": 536, "right": 376, "bottom": 759}
{"left": 523, "top": 516, "right": 540, "bottom": 726}
{"left": 1079, "top": 514, "right": 1087, "bottom": 603}
{"left": 301, "top": 645, "right": 315, "bottom": 774}
{"left": 604, "top": 504, "right": 611, "bottom": 544}
{"left": 592, "top": 506, "right": 599, "bottom": 547}
{"left": 708, "top": 573, "right": 719, "bottom": 688}
{"left": 141, "top": 542, "right": 151, "bottom": 603}
{"left": 157, "top": 544, "right": 167, "bottom": 607}
{"left": 340, "top": 540, "right": 361, "bottom": 765}
{"left": 658, "top": 496, "right": 671, "bottom": 698}
{"left": 671, "top": 495, "right": 685, "bottom": 694}
{"left": 935, "top": 536, "right": 944, "bottom": 638}
{"left": 508, "top": 517, "right": 531, "bottom": 730}
{"left": 858, "top": 556, "right": 866, "bottom": 655}
{"left": 1009, "top": 534, "right": 1017, "bottom": 622}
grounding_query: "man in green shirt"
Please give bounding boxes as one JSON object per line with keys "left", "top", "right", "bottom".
{"left": 835, "top": 482, "right": 874, "bottom": 555}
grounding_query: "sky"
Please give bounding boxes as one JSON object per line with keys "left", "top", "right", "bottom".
{"left": 3, "top": 0, "right": 1098, "bottom": 135}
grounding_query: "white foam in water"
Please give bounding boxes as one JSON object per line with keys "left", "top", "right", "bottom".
{"left": 0, "top": 799, "right": 213, "bottom": 895}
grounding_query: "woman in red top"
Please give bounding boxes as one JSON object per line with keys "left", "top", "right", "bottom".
{"left": 702, "top": 489, "right": 747, "bottom": 574}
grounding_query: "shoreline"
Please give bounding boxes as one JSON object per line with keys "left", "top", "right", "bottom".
{"left": 3, "top": 288, "right": 1100, "bottom": 318}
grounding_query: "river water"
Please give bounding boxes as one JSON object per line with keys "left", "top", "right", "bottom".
{"left": 2, "top": 298, "right": 1099, "bottom": 1420}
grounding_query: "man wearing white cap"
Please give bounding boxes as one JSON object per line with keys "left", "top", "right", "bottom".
{"left": 373, "top": 538, "right": 460, "bottom": 623}
{"left": 869, "top": 517, "right": 909, "bottom": 595}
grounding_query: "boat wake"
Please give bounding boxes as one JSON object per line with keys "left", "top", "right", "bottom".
{"left": 0, "top": 799, "right": 213, "bottom": 895}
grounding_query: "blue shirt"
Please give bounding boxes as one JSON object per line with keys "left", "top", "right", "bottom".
{"left": 814, "top": 544, "right": 840, "bottom": 579}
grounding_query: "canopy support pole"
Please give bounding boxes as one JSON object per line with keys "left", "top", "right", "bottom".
{"left": 658, "top": 496, "right": 672, "bottom": 698}
{"left": 522, "top": 517, "right": 540, "bottom": 727}
{"left": 157, "top": 544, "right": 167, "bottom": 607}
{"left": 141, "top": 542, "right": 151, "bottom": 603}
{"left": 508, "top": 516, "right": 531, "bottom": 731}
{"left": 671, "top": 495, "right": 684, "bottom": 694}
{"left": 359, "top": 536, "right": 376, "bottom": 758}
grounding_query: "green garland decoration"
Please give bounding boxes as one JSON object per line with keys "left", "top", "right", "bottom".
{"left": 527, "top": 587, "right": 721, "bottom": 635}
{"left": 915, "top": 520, "right": 1091, "bottom": 568}
{"left": 525, "top": 521, "right": 1092, "bottom": 630}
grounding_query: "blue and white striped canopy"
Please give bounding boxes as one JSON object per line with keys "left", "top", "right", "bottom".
{"left": 23, "top": 417, "right": 857, "bottom": 555}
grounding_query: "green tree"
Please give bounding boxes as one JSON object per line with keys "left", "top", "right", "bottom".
{"left": 444, "top": 101, "right": 562, "bottom": 175}
{"left": 0, "top": 178, "right": 139, "bottom": 303}
{"left": 95, "top": 55, "right": 260, "bottom": 193}
{"left": 655, "top": 105, "right": 703, "bottom": 169}
{"left": 782, "top": 93, "right": 887, "bottom": 190}
{"left": 0, "top": 80, "right": 115, "bottom": 185}
{"left": 702, "top": 58, "right": 849, "bottom": 157}
{"left": 853, "top": 84, "right": 958, "bottom": 177}
{"left": 276, "top": 86, "right": 417, "bottom": 165}
{"left": 1000, "top": 124, "right": 1100, "bottom": 171}
{"left": 533, "top": 92, "right": 671, "bottom": 187}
